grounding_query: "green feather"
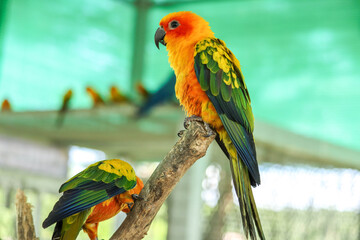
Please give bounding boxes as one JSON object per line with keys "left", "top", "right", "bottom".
{"left": 221, "top": 81, "right": 232, "bottom": 102}
{"left": 210, "top": 72, "right": 219, "bottom": 96}
{"left": 240, "top": 88, "right": 248, "bottom": 110}
{"left": 44, "top": 159, "right": 138, "bottom": 232}
{"left": 209, "top": 62, "right": 220, "bottom": 73}
{"left": 60, "top": 209, "right": 91, "bottom": 240}
{"left": 199, "top": 63, "right": 209, "bottom": 91}
{"left": 60, "top": 159, "right": 136, "bottom": 193}
{"left": 194, "top": 37, "right": 264, "bottom": 240}
{"left": 115, "top": 176, "right": 133, "bottom": 189}
{"left": 207, "top": 56, "right": 217, "bottom": 71}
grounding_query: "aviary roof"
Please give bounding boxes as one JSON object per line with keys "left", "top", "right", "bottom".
{"left": 0, "top": 0, "right": 359, "bottom": 151}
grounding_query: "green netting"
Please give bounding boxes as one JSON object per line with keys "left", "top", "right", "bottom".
{"left": 1, "top": 0, "right": 135, "bottom": 110}
{"left": 0, "top": 0, "right": 359, "bottom": 150}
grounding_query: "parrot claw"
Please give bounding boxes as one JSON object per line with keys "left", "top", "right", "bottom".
{"left": 183, "top": 115, "right": 215, "bottom": 137}
{"left": 184, "top": 115, "right": 203, "bottom": 129}
{"left": 202, "top": 122, "right": 216, "bottom": 137}
{"left": 177, "top": 130, "right": 185, "bottom": 137}
{"left": 132, "top": 194, "right": 143, "bottom": 201}
{"left": 127, "top": 202, "right": 134, "bottom": 210}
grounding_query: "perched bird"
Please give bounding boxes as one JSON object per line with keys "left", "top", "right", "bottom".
{"left": 86, "top": 87, "right": 105, "bottom": 107}
{"left": 137, "top": 73, "right": 177, "bottom": 117}
{"left": 136, "top": 82, "right": 150, "bottom": 100}
{"left": 43, "top": 159, "right": 144, "bottom": 240}
{"left": 1, "top": 99, "right": 11, "bottom": 112}
{"left": 56, "top": 89, "right": 73, "bottom": 128}
{"left": 110, "top": 85, "right": 128, "bottom": 104}
{"left": 155, "top": 12, "right": 265, "bottom": 239}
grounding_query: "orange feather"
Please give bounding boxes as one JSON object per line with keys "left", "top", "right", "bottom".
{"left": 82, "top": 177, "right": 144, "bottom": 240}
{"left": 86, "top": 86, "right": 105, "bottom": 107}
{"left": 160, "top": 12, "right": 223, "bottom": 131}
{"left": 1, "top": 99, "right": 11, "bottom": 112}
{"left": 157, "top": 11, "right": 265, "bottom": 240}
{"left": 110, "top": 86, "right": 128, "bottom": 103}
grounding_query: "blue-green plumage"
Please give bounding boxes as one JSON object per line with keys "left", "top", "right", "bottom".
{"left": 194, "top": 39, "right": 260, "bottom": 185}
{"left": 154, "top": 11, "right": 264, "bottom": 239}
{"left": 194, "top": 37, "right": 264, "bottom": 240}
{"left": 42, "top": 159, "right": 137, "bottom": 231}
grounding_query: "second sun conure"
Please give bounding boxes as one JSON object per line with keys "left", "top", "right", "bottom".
{"left": 155, "top": 11, "right": 265, "bottom": 240}
{"left": 43, "top": 159, "right": 144, "bottom": 240}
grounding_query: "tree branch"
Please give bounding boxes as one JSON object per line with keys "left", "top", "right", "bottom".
{"left": 110, "top": 121, "right": 216, "bottom": 240}
{"left": 15, "top": 189, "right": 39, "bottom": 240}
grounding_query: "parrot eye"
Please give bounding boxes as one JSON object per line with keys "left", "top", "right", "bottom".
{"left": 169, "top": 20, "right": 180, "bottom": 30}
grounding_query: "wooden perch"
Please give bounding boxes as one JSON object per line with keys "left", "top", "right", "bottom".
{"left": 15, "top": 189, "right": 39, "bottom": 240}
{"left": 110, "top": 121, "right": 216, "bottom": 240}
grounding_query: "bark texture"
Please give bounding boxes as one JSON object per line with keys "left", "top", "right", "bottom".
{"left": 110, "top": 121, "right": 215, "bottom": 240}
{"left": 15, "top": 189, "right": 39, "bottom": 240}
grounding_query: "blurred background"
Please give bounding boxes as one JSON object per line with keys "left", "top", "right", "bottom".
{"left": 0, "top": 0, "right": 359, "bottom": 239}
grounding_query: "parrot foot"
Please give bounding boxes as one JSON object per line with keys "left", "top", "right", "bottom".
{"left": 177, "top": 130, "right": 185, "bottom": 137}
{"left": 183, "top": 115, "right": 215, "bottom": 137}
{"left": 202, "top": 122, "right": 216, "bottom": 137}
{"left": 127, "top": 202, "right": 134, "bottom": 210}
{"left": 184, "top": 115, "right": 203, "bottom": 129}
{"left": 132, "top": 194, "right": 143, "bottom": 201}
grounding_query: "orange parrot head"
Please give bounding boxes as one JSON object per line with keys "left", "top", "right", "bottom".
{"left": 120, "top": 176, "right": 144, "bottom": 213}
{"left": 155, "top": 11, "right": 214, "bottom": 50}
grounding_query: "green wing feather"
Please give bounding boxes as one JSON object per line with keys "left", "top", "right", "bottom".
{"left": 43, "top": 159, "right": 137, "bottom": 229}
{"left": 194, "top": 38, "right": 265, "bottom": 240}
{"left": 52, "top": 208, "right": 92, "bottom": 240}
{"left": 60, "top": 159, "right": 136, "bottom": 192}
{"left": 194, "top": 38, "right": 259, "bottom": 184}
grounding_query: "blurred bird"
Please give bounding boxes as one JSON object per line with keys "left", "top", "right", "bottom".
{"left": 43, "top": 159, "right": 144, "bottom": 240}
{"left": 1, "top": 99, "right": 11, "bottom": 112}
{"left": 86, "top": 87, "right": 105, "bottom": 107}
{"left": 136, "top": 82, "right": 150, "bottom": 100}
{"left": 137, "top": 73, "right": 176, "bottom": 117}
{"left": 56, "top": 89, "right": 73, "bottom": 128}
{"left": 155, "top": 12, "right": 264, "bottom": 239}
{"left": 109, "top": 85, "right": 128, "bottom": 104}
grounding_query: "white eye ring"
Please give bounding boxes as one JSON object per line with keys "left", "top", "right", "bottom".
{"left": 168, "top": 20, "right": 180, "bottom": 30}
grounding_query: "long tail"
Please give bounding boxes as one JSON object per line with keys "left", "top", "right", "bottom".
{"left": 50, "top": 210, "right": 90, "bottom": 240}
{"left": 229, "top": 154, "right": 265, "bottom": 240}
{"left": 215, "top": 135, "right": 265, "bottom": 240}
{"left": 52, "top": 221, "right": 62, "bottom": 240}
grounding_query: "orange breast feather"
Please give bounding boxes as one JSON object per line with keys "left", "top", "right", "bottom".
{"left": 86, "top": 177, "right": 144, "bottom": 223}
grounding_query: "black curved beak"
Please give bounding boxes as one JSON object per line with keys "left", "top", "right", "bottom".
{"left": 155, "top": 27, "right": 166, "bottom": 49}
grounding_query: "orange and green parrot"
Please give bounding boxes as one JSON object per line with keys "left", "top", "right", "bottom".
{"left": 136, "top": 82, "right": 150, "bottom": 100}
{"left": 155, "top": 12, "right": 265, "bottom": 239}
{"left": 86, "top": 86, "right": 105, "bottom": 107}
{"left": 1, "top": 99, "right": 11, "bottom": 112}
{"left": 43, "top": 159, "right": 144, "bottom": 240}
{"left": 110, "top": 85, "right": 128, "bottom": 104}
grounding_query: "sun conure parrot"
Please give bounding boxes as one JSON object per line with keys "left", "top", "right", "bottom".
{"left": 86, "top": 86, "right": 105, "bottom": 107}
{"left": 110, "top": 85, "right": 128, "bottom": 104}
{"left": 136, "top": 82, "right": 150, "bottom": 100}
{"left": 1, "top": 99, "right": 11, "bottom": 112}
{"left": 155, "top": 11, "right": 265, "bottom": 239}
{"left": 42, "top": 159, "right": 144, "bottom": 240}
{"left": 56, "top": 89, "right": 73, "bottom": 128}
